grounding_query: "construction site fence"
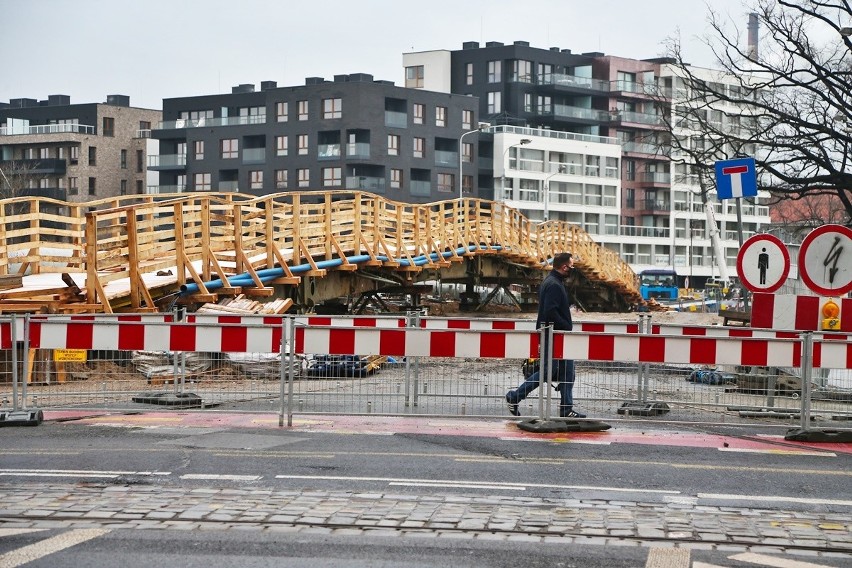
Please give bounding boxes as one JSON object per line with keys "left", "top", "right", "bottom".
{"left": 1, "top": 313, "right": 851, "bottom": 430}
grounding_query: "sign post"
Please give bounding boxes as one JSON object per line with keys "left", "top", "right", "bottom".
{"left": 715, "top": 157, "right": 758, "bottom": 309}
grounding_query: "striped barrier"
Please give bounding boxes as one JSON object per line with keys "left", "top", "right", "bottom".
{"left": 0, "top": 321, "right": 11, "bottom": 349}
{"left": 751, "top": 293, "right": 852, "bottom": 332}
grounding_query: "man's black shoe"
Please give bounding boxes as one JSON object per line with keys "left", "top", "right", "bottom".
{"left": 506, "top": 394, "right": 520, "bottom": 417}
{"left": 562, "top": 410, "right": 586, "bottom": 419}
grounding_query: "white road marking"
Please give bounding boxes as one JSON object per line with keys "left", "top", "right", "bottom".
{"left": 718, "top": 447, "right": 836, "bottom": 457}
{"left": 389, "top": 481, "right": 524, "bottom": 490}
{"left": 275, "top": 474, "right": 680, "bottom": 494}
{"left": 698, "top": 493, "right": 852, "bottom": 507}
{"left": 729, "top": 551, "right": 835, "bottom": 567}
{"left": 0, "top": 529, "right": 46, "bottom": 538}
{"left": 179, "top": 474, "right": 262, "bottom": 481}
{"left": 0, "top": 469, "right": 170, "bottom": 478}
{"left": 0, "top": 528, "right": 110, "bottom": 568}
{"left": 645, "top": 547, "right": 690, "bottom": 568}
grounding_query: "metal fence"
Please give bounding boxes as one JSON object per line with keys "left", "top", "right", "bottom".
{"left": 1, "top": 314, "right": 851, "bottom": 431}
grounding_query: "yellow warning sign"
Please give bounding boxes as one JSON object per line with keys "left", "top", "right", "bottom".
{"left": 54, "top": 349, "right": 87, "bottom": 362}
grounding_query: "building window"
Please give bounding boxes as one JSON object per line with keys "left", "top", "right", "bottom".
{"left": 537, "top": 95, "right": 552, "bottom": 114}
{"left": 276, "top": 102, "right": 288, "bottom": 122}
{"left": 58, "top": 147, "right": 66, "bottom": 160}
{"left": 194, "top": 173, "right": 211, "bottom": 191}
{"left": 538, "top": 63, "right": 553, "bottom": 84}
{"left": 413, "top": 103, "right": 424, "bottom": 125}
{"left": 524, "top": 93, "right": 533, "bottom": 112}
{"left": 462, "top": 109, "right": 473, "bottom": 130}
{"left": 120, "top": 149, "right": 127, "bottom": 169}
{"left": 136, "top": 149, "right": 143, "bottom": 172}
{"left": 221, "top": 138, "right": 238, "bottom": 159}
{"left": 466, "top": 63, "right": 474, "bottom": 85}
{"left": 39, "top": 147, "right": 50, "bottom": 159}
{"left": 276, "top": 135, "right": 288, "bottom": 156}
{"left": 298, "top": 134, "right": 309, "bottom": 155}
{"left": 512, "top": 60, "right": 532, "bottom": 82}
{"left": 71, "top": 146, "right": 79, "bottom": 164}
{"left": 390, "top": 168, "right": 402, "bottom": 189}
{"left": 413, "top": 137, "right": 424, "bottom": 158}
{"left": 435, "top": 106, "right": 446, "bottom": 127}
{"left": 88, "top": 177, "right": 96, "bottom": 195}
{"left": 322, "top": 98, "right": 342, "bottom": 119}
{"left": 462, "top": 175, "right": 473, "bottom": 194}
{"left": 487, "top": 61, "right": 502, "bottom": 83}
{"left": 136, "top": 180, "right": 143, "bottom": 194}
{"left": 405, "top": 65, "right": 424, "bottom": 88}
{"left": 275, "top": 169, "right": 288, "bottom": 189}
{"left": 322, "top": 167, "right": 342, "bottom": 187}
{"left": 462, "top": 142, "right": 472, "bottom": 163}
{"left": 388, "top": 134, "right": 400, "bottom": 156}
{"left": 88, "top": 146, "right": 97, "bottom": 166}
{"left": 68, "top": 177, "right": 78, "bottom": 195}
{"left": 298, "top": 168, "right": 310, "bottom": 188}
{"left": 298, "top": 100, "right": 309, "bottom": 120}
{"left": 437, "top": 173, "right": 454, "bottom": 193}
{"left": 487, "top": 92, "right": 502, "bottom": 114}
{"left": 139, "top": 121, "right": 151, "bottom": 131}
{"left": 120, "top": 180, "right": 127, "bottom": 195}
{"left": 194, "top": 140, "right": 204, "bottom": 160}
{"left": 250, "top": 170, "right": 263, "bottom": 190}
{"left": 102, "top": 117, "right": 114, "bottom": 137}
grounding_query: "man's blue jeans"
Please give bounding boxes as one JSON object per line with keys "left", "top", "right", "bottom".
{"left": 507, "top": 359, "right": 575, "bottom": 414}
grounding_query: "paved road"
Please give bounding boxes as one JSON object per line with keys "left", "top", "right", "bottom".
{"left": 0, "top": 411, "right": 850, "bottom": 567}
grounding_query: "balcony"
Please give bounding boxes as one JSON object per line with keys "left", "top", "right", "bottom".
{"left": 347, "top": 143, "right": 370, "bottom": 159}
{"left": 434, "top": 150, "right": 458, "bottom": 167}
{"left": 147, "top": 154, "right": 187, "bottom": 170}
{"left": 641, "top": 199, "right": 671, "bottom": 212}
{"left": 610, "top": 110, "right": 667, "bottom": 128}
{"left": 242, "top": 148, "right": 266, "bottom": 164}
{"left": 410, "top": 180, "right": 431, "bottom": 197}
{"left": 609, "top": 80, "right": 671, "bottom": 99}
{"left": 156, "top": 115, "right": 267, "bottom": 130}
{"left": 17, "top": 187, "right": 67, "bottom": 200}
{"left": 136, "top": 129, "right": 152, "bottom": 139}
{"left": 637, "top": 172, "right": 671, "bottom": 186}
{"left": 384, "top": 111, "right": 407, "bottom": 128}
{"left": 317, "top": 144, "right": 341, "bottom": 160}
{"left": 346, "top": 176, "right": 385, "bottom": 193}
{"left": 546, "top": 73, "right": 609, "bottom": 94}
{"left": 0, "top": 123, "right": 95, "bottom": 136}
{"left": 147, "top": 184, "right": 186, "bottom": 194}
{"left": 551, "top": 104, "right": 610, "bottom": 123}
{"left": 0, "top": 158, "right": 66, "bottom": 175}
{"left": 622, "top": 141, "right": 671, "bottom": 157}
{"left": 218, "top": 181, "right": 240, "bottom": 191}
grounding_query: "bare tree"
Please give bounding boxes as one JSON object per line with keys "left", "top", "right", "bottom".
{"left": 662, "top": 0, "right": 852, "bottom": 225}
{"left": 0, "top": 159, "right": 44, "bottom": 200}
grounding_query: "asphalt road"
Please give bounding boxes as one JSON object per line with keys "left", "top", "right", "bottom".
{"left": 0, "top": 413, "right": 850, "bottom": 567}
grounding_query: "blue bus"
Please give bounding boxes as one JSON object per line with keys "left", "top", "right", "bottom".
{"left": 639, "top": 269, "right": 679, "bottom": 301}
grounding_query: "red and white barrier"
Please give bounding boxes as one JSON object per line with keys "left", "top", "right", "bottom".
{"left": 29, "top": 321, "right": 283, "bottom": 353}
{"left": 0, "top": 321, "right": 11, "bottom": 349}
{"left": 813, "top": 338, "right": 852, "bottom": 369}
{"left": 751, "top": 293, "right": 852, "bottom": 332}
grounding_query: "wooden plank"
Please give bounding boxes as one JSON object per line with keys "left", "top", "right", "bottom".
{"left": 242, "top": 287, "right": 276, "bottom": 297}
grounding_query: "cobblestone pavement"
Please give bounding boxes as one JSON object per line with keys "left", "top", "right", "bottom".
{"left": 0, "top": 483, "right": 850, "bottom": 559}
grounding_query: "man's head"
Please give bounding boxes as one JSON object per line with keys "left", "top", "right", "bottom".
{"left": 552, "top": 252, "right": 573, "bottom": 276}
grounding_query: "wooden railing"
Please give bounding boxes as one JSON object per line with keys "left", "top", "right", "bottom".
{"left": 0, "top": 191, "right": 641, "bottom": 310}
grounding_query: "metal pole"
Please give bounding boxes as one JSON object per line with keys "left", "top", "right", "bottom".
{"left": 286, "top": 317, "right": 296, "bottom": 427}
{"left": 20, "top": 315, "right": 28, "bottom": 409}
{"left": 735, "top": 199, "right": 750, "bottom": 311}
{"left": 799, "top": 332, "right": 813, "bottom": 430}
{"left": 11, "top": 315, "right": 18, "bottom": 411}
{"left": 279, "top": 317, "right": 287, "bottom": 427}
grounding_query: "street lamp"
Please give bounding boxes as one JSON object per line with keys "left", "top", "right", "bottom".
{"left": 458, "top": 122, "right": 491, "bottom": 201}
{"left": 542, "top": 164, "right": 566, "bottom": 221}
{"left": 500, "top": 138, "right": 532, "bottom": 199}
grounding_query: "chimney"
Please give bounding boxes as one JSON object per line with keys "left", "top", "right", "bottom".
{"left": 747, "top": 13, "right": 759, "bottom": 60}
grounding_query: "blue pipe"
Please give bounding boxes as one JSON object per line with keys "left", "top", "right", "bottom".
{"left": 179, "top": 245, "right": 507, "bottom": 295}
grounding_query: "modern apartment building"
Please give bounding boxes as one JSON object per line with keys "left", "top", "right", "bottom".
{"left": 151, "top": 75, "right": 481, "bottom": 202}
{"left": 403, "top": 41, "right": 772, "bottom": 284}
{"left": 0, "top": 95, "right": 160, "bottom": 202}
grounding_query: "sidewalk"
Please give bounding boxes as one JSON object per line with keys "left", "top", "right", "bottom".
{"left": 0, "top": 482, "right": 850, "bottom": 557}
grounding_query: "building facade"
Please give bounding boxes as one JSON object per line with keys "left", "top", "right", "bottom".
{"left": 403, "top": 41, "right": 772, "bottom": 285}
{"left": 0, "top": 95, "right": 160, "bottom": 202}
{"left": 151, "top": 75, "right": 481, "bottom": 202}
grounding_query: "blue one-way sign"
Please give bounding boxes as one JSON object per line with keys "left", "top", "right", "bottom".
{"left": 715, "top": 157, "right": 758, "bottom": 200}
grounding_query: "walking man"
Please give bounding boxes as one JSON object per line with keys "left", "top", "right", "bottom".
{"left": 506, "top": 252, "right": 585, "bottom": 419}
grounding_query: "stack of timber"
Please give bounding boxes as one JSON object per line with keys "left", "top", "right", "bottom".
{"left": 195, "top": 295, "right": 293, "bottom": 315}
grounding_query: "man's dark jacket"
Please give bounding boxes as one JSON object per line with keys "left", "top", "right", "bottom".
{"left": 535, "top": 268, "right": 573, "bottom": 332}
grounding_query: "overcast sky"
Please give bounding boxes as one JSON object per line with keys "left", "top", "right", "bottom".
{"left": 1, "top": 0, "right": 753, "bottom": 110}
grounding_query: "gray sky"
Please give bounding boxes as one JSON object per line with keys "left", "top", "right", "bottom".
{"left": 1, "top": 0, "right": 752, "bottom": 110}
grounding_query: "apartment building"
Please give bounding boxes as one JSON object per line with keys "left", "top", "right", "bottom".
{"left": 151, "top": 75, "right": 481, "bottom": 202}
{"left": 403, "top": 41, "right": 772, "bottom": 284}
{"left": 0, "top": 95, "right": 160, "bottom": 202}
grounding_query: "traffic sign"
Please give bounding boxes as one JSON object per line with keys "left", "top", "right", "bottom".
{"left": 715, "top": 157, "right": 758, "bottom": 200}
{"left": 736, "top": 233, "right": 790, "bottom": 293}
{"left": 798, "top": 224, "right": 852, "bottom": 296}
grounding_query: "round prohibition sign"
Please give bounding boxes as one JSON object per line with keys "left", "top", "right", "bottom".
{"left": 736, "top": 233, "right": 790, "bottom": 293}
{"left": 798, "top": 224, "right": 852, "bottom": 296}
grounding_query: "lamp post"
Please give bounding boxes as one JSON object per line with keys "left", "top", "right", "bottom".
{"left": 458, "top": 122, "right": 491, "bottom": 201}
{"left": 542, "top": 164, "right": 566, "bottom": 221}
{"left": 500, "top": 138, "right": 532, "bottom": 199}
